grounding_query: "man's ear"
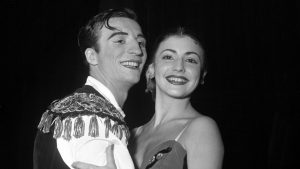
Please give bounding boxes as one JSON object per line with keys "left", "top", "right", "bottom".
{"left": 85, "top": 48, "right": 98, "bottom": 65}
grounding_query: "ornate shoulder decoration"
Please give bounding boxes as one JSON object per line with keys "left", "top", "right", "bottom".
{"left": 37, "top": 92, "right": 130, "bottom": 143}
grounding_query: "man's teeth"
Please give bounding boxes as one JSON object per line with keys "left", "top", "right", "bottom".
{"left": 121, "top": 61, "right": 139, "bottom": 68}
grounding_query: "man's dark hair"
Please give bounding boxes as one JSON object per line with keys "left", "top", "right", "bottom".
{"left": 77, "top": 8, "right": 138, "bottom": 54}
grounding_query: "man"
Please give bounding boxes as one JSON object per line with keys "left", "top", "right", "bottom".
{"left": 33, "top": 8, "right": 147, "bottom": 169}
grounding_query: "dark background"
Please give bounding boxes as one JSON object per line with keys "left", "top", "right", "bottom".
{"left": 3, "top": 0, "right": 299, "bottom": 168}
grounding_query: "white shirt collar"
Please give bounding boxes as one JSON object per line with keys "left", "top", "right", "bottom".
{"left": 85, "top": 76, "right": 125, "bottom": 118}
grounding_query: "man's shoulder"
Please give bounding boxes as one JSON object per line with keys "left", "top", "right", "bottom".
{"left": 36, "top": 85, "right": 129, "bottom": 141}
{"left": 43, "top": 85, "right": 124, "bottom": 121}
{"left": 74, "top": 85, "right": 98, "bottom": 94}
{"left": 49, "top": 85, "right": 104, "bottom": 114}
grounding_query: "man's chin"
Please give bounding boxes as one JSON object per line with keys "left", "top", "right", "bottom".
{"left": 120, "top": 71, "right": 142, "bottom": 85}
{"left": 126, "top": 76, "right": 141, "bottom": 85}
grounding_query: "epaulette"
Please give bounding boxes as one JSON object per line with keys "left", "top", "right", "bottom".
{"left": 37, "top": 92, "right": 130, "bottom": 143}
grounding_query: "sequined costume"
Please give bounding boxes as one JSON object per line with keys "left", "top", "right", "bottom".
{"left": 33, "top": 77, "right": 134, "bottom": 169}
{"left": 134, "top": 125, "right": 188, "bottom": 169}
{"left": 141, "top": 140, "right": 187, "bottom": 169}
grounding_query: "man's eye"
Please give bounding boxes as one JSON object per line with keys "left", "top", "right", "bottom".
{"left": 138, "top": 41, "right": 146, "bottom": 47}
{"left": 114, "top": 39, "right": 125, "bottom": 44}
{"left": 186, "top": 58, "right": 198, "bottom": 64}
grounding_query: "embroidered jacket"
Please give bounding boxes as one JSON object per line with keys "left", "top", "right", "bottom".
{"left": 34, "top": 85, "right": 133, "bottom": 169}
{"left": 37, "top": 85, "right": 130, "bottom": 142}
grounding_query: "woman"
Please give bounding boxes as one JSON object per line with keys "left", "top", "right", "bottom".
{"left": 72, "top": 27, "right": 224, "bottom": 169}
{"left": 130, "top": 27, "right": 224, "bottom": 169}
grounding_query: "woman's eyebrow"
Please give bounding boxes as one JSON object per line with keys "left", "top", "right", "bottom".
{"left": 185, "top": 51, "right": 201, "bottom": 58}
{"left": 160, "top": 49, "right": 176, "bottom": 54}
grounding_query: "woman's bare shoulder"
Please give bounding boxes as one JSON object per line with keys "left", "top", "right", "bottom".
{"left": 183, "top": 115, "right": 222, "bottom": 146}
{"left": 189, "top": 115, "right": 219, "bottom": 131}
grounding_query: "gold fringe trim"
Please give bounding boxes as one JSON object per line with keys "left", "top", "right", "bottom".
{"left": 104, "top": 117, "right": 111, "bottom": 138}
{"left": 53, "top": 116, "right": 63, "bottom": 139}
{"left": 62, "top": 117, "right": 72, "bottom": 141}
{"left": 74, "top": 115, "right": 85, "bottom": 138}
{"left": 37, "top": 110, "right": 54, "bottom": 133}
{"left": 111, "top": 121, "right": 118, "bottom": 136}
{"left": 118, "top": 125, "right": 123, "bottom": 140}
{"left": 37, "top": 91, "right": 129, "bottom": 142}
{"left": 88, "top": 115, "right": 99, "bottom": 137}
{"left": 38, "top": 114, "right": 129, "bottom": 143}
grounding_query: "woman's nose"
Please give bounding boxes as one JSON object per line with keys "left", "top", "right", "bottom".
{"left": 173, "top": 58, "right": 185, "bottom": 72}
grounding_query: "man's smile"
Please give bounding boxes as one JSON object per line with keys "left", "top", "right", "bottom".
{"left": 120, "top": 60, "right": 142, "bottom": 69}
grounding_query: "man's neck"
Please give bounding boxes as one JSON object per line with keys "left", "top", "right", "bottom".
{"left": 89, "top": 73, "right": 131, "bottom": 108}
{"left": 108, "top": 83, "right": 130, "bottom": 108}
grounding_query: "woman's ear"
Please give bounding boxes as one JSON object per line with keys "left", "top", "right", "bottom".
{"left": 145, "top": 63, "right": 156, "bottom": 94}
{"left": 146, "top": 63, "right": 155, "bottom": 80}
{"left": 85, "top": 48, "right": 98, "bottom": 65}
{"left": 200, "top": 70, "right": 207, "bottom": 85}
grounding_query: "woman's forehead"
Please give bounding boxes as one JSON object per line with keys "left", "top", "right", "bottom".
{"left": 156, "top": 36, "right": 203, "bottom": 55}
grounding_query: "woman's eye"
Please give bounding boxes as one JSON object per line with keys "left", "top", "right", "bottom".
{"left": 186, "top": 58, "right": 198, "bottom": 64}
{"left": 162, "top": 55, "right": 172, "bottom": 60}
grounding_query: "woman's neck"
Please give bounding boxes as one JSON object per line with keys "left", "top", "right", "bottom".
{"left": 151, "top": 94, "right": 193, "bottom": 128}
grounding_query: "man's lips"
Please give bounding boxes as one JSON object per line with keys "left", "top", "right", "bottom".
{"left": 120, "top": 60, "right": 142, "bottom": 69}
{"left": 165, "top": 75, "right": 188, "bottom": 85}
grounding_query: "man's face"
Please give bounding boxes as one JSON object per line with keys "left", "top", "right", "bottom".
{"left": 95, "top": 17, "right": 147, "bottom": 87}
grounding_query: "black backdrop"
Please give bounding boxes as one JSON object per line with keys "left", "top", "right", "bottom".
{"left": 3, "top": 0, "right": 299, "bottom": 169}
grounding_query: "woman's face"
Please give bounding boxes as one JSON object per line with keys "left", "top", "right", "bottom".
{"left": 151, "top": 35, "right": 205, "bottom": 99}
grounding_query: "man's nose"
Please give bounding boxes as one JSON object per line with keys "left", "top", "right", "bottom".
{"left": 128, "top": 41, "right": 143, "bottom": 56}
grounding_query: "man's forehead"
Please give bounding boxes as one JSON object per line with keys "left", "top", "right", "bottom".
{"left": 102, "top": 17, "right": 143, "bottom": 37}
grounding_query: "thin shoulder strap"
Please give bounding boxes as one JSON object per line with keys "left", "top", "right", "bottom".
{"left": 134, "top": 126, "right": 143, "bottom": 136}
{"left": 175, "top": 121, "right": 191, "bottom": 141}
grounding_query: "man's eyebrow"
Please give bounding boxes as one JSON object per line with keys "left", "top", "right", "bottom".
{"left": 107, "top": 31, "right": 128, "bottom": 40}
{"left": 137, "top": 34, "right": 146, "bottom": 40}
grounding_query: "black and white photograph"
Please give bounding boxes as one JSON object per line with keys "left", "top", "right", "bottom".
{"left": 3, "top": 0, "right": 299, "bottom": 169}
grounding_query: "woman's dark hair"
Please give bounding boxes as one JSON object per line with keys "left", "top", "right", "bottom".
{"left": 77, "top": 8, "right": 138, "bottom": 54}
{"left": 146, "top": 26, "right": 207, "bottom": 98}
